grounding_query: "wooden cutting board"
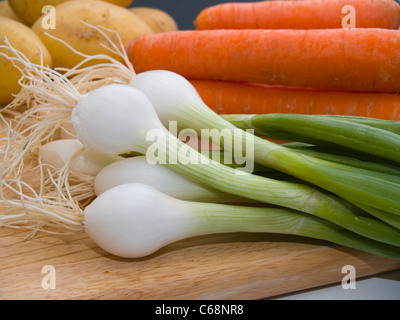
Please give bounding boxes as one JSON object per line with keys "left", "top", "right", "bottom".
{"left": 1, "top": 227, "right": 400, "bottom": 300}
{"left": 1, "top": 119, "right": 400, "bottom": 300}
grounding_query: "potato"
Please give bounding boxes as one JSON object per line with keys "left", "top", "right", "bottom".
{"left": 0, "top": 0, "right": 22, "bottom": 22}
{"left": 130, "top": 7, "right": 178, "bottom": 33}
{"left": 0, "top": 16, "right": 52, "bottom": 105}
{"left": 31, "top": 0, "right": 152, "bottom": 69}
{"left": 8, "top": 0, "right": 134, "bottom": 26}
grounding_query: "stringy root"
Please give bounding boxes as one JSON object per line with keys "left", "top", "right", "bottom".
{"left": 0, "top": 163, "right": 86, "bottom": 235}
{"left": 0, "top": 23, "right": 134, "bottom": 235}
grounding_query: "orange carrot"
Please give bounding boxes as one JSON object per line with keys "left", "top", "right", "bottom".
{"left": 190, "top": 80, "right": 400, "bottom": 120}
{"left": 126, "top": 28, "right": 400, "bottom": 93}
{"left": 194, "top": 0, "right": 400, "bottom": 30}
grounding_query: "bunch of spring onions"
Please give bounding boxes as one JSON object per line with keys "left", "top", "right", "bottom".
{"left": 1, "top": 32, "right": 400, "bottom": 260}
{"left": 43, "top": 81, "right": 400, "bottom": 258}
{"left": 18, "top": 84, "right": 400, "bottom": 259}
{"left": 131, "top": 71, "right": 400, "bottom": 218}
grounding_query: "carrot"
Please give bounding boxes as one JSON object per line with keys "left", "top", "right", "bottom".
{"left": 126, "top": 28, "right": 400, "bottom": 93}
{"left": 190, "top": 80, "right": 400, "bottom": 120}
{"left": 194, "top": 0, "right": 400, "bottom": 30}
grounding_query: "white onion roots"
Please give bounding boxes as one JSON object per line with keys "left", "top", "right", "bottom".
{"left": 0, "top": 163, "right": 86, "bottom": 235}
{"left": 0, "top": 23, "right": 132, "bottom": 234}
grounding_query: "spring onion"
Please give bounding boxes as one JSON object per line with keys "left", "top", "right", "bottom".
{"left": 284, "top": 144, "right": 400, "bottom": 178}
{"left": 353, "top": 202, "right": 400, "bottom": 231}
{"left": 94, "top": 156, "right": 252, "bottom": 203}
{"left": 314, "top": 115, "right": 400, "bottom": 135}
{"left": 71, "top": 83, "right": 400, "bottom": 247}
{"left": 290, "top": 149, "right": 400, "bottom": 185}
{"left": 221, "top": 113, "right": 400, "bottom": 164}
{"left": 131, "top": 70, "right": 400, "bottom": 217}
{"left": 39, "top": 139, "right": 123, "bottom": 176}
{"left": 82, "top": 183, "right": 400, "bottom": 259}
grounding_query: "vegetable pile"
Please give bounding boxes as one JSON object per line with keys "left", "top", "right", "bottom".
{"left": 1, "top": 0, "right": 400, "bottom": 261}
{"left": 0, "top": 0, "right": 177, "bottom": 105}
{"left": 128, "top": 0, "right": 400, "bottom": 118}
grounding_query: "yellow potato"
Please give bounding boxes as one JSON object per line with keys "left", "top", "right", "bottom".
{"left": 0, "top": 0, "right": 22, "bottom": 22}
{"left": 31, "top": 0, "right": 152, "bottom": 69}
{"left": 130, "top": 7, "right": 178, "bottom": 33}
{"left": 0, "top": 16, "right": 52, "bottom": 105}
{"left": 8, "top": 0, "right": 134, "bottom": 26}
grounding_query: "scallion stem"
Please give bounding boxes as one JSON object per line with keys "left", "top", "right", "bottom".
{"left": 132, "top": 71, "right": 400, "bottom": 217}
{"left": 286, "top": 146, "right": 400, "bottom": 178}
{"left": 352, "top": 202, "right": 400, "bottom": 231}
{"left": 188, "top": 202, "right": 400, "bottom": 260}
{"left": 156, "top": 131, "right": 400, "bottom": 247}
{"left": 181, "top": 110, "right": 400, "bottom": 216}
{"left": 316, "top": 115, "right": 400, "bottom": 135}
{"left": 222, "top": 113, "right": 400, "bottom": 164}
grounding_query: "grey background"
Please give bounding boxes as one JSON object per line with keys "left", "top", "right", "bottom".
{"left": 129, "top": 0, "right": 400, "bottom": 31}
{"left": 129, "top": 0, "right": 268, "bottom": 30}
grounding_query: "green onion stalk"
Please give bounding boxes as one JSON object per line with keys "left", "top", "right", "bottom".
{"left": 313, "top": 115, "right": 400, "bottom": 135}
{"left": 283, "top": 144, "right": 400, "bottom": 179}
{"left": 131, "top": 70, "right": 400, "bottom": 218}
{"left": 221, "top": 113, "right": 400, "bottom": 164}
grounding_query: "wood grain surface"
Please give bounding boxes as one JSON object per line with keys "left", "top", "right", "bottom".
{"left": 1, "top": 115, "right": 400, "bottom": 300}
{"left": 1, "top": 227, "right": 400, "bottom": 300}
